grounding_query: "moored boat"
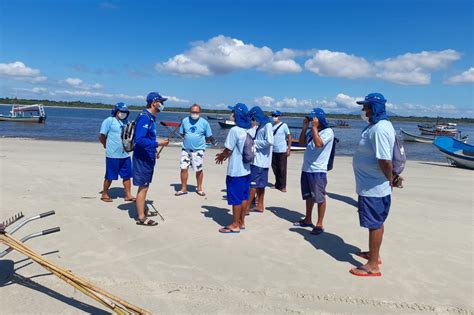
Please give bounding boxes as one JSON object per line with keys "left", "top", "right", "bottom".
{"left": 218, "top": 120, "right": 236, "bottom": 129}
{"left": 433, "top": 137, "right": 474, "bottom": 169}
{"left": 290, "top": 139, "right": 306, "bottom": 151}
{"left": 0, "top": 104, "right": 47, "bottom": 123}
{"left": 400, "top": 129, "right": 468, "bottom": 144}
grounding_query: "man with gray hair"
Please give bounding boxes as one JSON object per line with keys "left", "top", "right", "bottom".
{"left": 175, "top": 104, "right": 214, "bottom": 197}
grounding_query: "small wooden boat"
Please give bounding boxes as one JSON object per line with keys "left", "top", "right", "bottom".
{"left": 0, "top": 104, "right": 46, "bottom": 123}
{"left": 206, "top": 115, "right": 226, "bottom": 120}
{"left": 433, "top": 136, "right": 474, "bottom": 169}
{"left": 290, "top": 139, "right": 306, "bottom": 151}
{"left": 400, "top": 129, "right": 468, "bottom": 144}
{"left": 329, "top": 120, "right": 351, "bottom": 128}
{"left": 218, "top": 120, "right": 236, "bottom": 129}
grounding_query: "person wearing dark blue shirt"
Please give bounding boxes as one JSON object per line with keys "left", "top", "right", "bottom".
{"left": 133, "top": 92, "right": 169, "bottom": 226}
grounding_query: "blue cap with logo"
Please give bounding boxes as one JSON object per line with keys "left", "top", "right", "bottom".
{"left": 356, "top": 93, "right": 386, "bottom": 106}
{"left": 146, "top": 92, "right": 168, "bottom": 104}
{"left": 111, "top": 102, "right": 129, "bottom": 115}
{"left": 306, "top": 108, "right": 329, "bottom": 128}
{"left": 228, "top": 103, "right": 251, "bottom": 129}
{"left": 271, "top": 110, "right": 282, "bottom": 117}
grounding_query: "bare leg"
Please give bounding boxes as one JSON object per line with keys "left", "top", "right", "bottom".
{"left": 302, "top": 198, "right": 314, "bottom": 224}
{"left": 101, "top": 180, "right": 112, "bottom": 199}
{"left": 179, "top": 168, "right": 189, "bottom": 192}
{"left": 352, "top": 226, "right": 384, "bottom": 274}
{"left": 136, "top": 185, "right": 149, "bottom": 220}
{"left": 196, "top": 170, "right": 203, "bottom": 192}
{"left": 123, "top": 179, "right": 135, "bottom": 200}
{"left": 245, "top": 187, "right": 257, "bottom": 215}
{"left": 220, "top": 205, "right": 242, "bottom": 231}
{"left": 240, "top": 200, "right": 249, "bottom": 228}
{"left": 315, "top": 199, "right": 326, "bottom": 228}
{"left": 256, "top": 188, "right": 265, "bottom": 211}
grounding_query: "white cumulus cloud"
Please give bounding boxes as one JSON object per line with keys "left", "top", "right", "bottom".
{"left": 253, "top": 96, "right": 275, "bottom": 107}
{"left": 304, "top": 50, "right": 372, "bottom": 79}
{"left": 62, "top": 77, "right": 103, "bottom": 90}
{"left": 445, "top": 67, "right": 474, "bottom": 84}
{"left": 0, "top": 61, "right": 47, "bottom": 83}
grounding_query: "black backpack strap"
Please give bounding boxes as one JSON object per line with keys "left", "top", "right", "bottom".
{"left": 273, "top": 123, "right": 284, "bottom": 136}
{"left": 252, "top": 124, "right": 263, "bottom": 140}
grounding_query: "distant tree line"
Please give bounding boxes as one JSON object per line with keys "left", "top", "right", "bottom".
{"left": 1, "top": 97, "right": 473, "bottom": 123}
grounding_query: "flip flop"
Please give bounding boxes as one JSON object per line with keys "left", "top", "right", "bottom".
{"left": 124, "top": 197, "right": 136, "bottom": 202}
{"left": 250, "top": 208, "right": 264, "bottom": 213}
{"left": 174, "top": 191, "right": 188, "bottom": 196}
{"left": 136, "top": 217, "right": 158, "bottom": 226}
{"left": 293, "top": 220, "right": 315, "bottom": 228}
{"left": 349, "top": 266, "right": 381, "bottom": 277}
{"left": 100, "top": 197, "right": 113, "bottom": 203}
{"left": 311, "top": 226, "right": 324, "bottom": 235}
{"left": 355, "top": 252, "right": 382, "bottom": 264}
{"left": 146, "top": 211, "right": 158, "bottom": 217}
{"left": 196, "top": 191, "right": 206, "bottom": 196}
{"left": 219, "top": 227, "right": 240, "bottom": 234}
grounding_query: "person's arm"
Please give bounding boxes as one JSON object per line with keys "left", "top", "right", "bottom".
{"left": 99, "top": 134, "right": 106, "bottom": 148}
{"left": 286, "top": 133, "right": 293, "bottom": 156}
{"left": 378, "top": 159, "right": 393, "bottom": 186}
{"left": 134, "top": 116, "right": 158, "bottom": 149}
{"left": 254, "top": 123, "right": 273, "bottom": 149}
{"left": 311, "top": 117, "right": 324, "bottom": 148}
{"left": 205, "top": 121, "right": 215, "bottom": 144}
{"left": 299, "top": 118, "right": 309, "bottom": 146}
{"left": 215, "top": 148, "right": 232, "bottom": 164}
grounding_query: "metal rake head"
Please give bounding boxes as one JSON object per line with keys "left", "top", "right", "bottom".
{"left": 1, "top": 212, "right": 24, "bottom": 229}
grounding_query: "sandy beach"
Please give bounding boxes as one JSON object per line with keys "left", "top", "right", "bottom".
{"left": 0, "top": 137, "right": 472, "bottom": 314}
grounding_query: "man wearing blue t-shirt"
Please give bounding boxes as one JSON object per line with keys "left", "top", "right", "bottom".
{"left": 99, "top": 102, "right": 135, "bottom": 203}
{"left": 175, "top": 104, "right": 214, "bottom": 197}
{"left": 271, "top": 110, "right": 292, "bottom": 192}
{"left": 351, "top": 93, "right": 395, "bottom": 277}
{"left": 295, "top": 108, "right": 334, "bottom": 235}
{"left": 215, "top": 103, "right": 251, "bottom": 234}
{"left": 133, "top": 92, "right": 170, "bottom": 226}
{"left": 244, "top": 106, "right": 274, "bottom": 214}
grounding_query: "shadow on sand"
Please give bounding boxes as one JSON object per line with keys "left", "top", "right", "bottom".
{"left": 289, "top": 228, "right": 362, "bottom": 267}
{"left": 201, "top": 205, "right": 232, "bottom": 227}
{"left": 117, "top": 200, "right": 155, "bottom": 219}
{"left": 267, "top": 206, "right": 304, "bottom": 223}
{"left": 327, "top": 192, "right": 358, "bottom": 208}
{"left": 170, "top": 183, "right": 197, "bottom": 193}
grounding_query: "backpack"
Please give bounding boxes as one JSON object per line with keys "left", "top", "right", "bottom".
{"left": 121, "top": 112, "right": 152, "bottom": 152}
{"left": 242, "top": 133, "right": 256, "bottom": 164}
{"left": 392, "top": 134, "right": 406, "bottom": 176}
{"left": 327, "top": 137, "right": 339, "bottom": 171}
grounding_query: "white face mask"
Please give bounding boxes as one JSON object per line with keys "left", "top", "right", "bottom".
{"left": 361, "top": 110, "right": 370, "bottom": 123}
{"left": 157, "top": 103, "right": 165, "bottom": 112}
{"left": 272, "top": 117, "right": 279, "bottom": 123}
{"left": 190, "top": 113, "right": 200, "bottom": 120}
{"left": 117, "top": 112, "right": 128, "bottom": 120}
{"left": 229, "top": 113, "right": 235, "bottom": 121}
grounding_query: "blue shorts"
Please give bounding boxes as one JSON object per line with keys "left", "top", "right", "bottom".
{"left": 132, "top": 155, "right": 156, "bottom": 187}
{"left": 250, "top": 165, "right": 269, "bottom": 189}
{"left": 226, "top": 175, "right": 250, "bottom": 206}
{"left": 105, "top": 157, "right": 132, "bottom": 180}
{"left": 358, "top": 195, "right": 391, "bottom": 229}
{"left": 300, "top": 171, "right": 327, "bottom": 204}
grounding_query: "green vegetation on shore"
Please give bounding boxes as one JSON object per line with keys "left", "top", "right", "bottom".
{"left": 1, "top": 97, "right": 473, "bottom": 123}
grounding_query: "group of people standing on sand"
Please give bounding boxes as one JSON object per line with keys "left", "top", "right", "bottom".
{"left": 99, "top": 91, "right": 397, "bottom": 277}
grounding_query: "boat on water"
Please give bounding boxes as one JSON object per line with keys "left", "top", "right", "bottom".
{"left": 206, "top": 115, "right": 226, "bottom": 120}
{"left": 418, "top": 120, "right": 457, "bottom": 136}
{"left": 400, "top": 129, "right": 469, "bottom": 144}
{"left": 0, "top": 104, "right": 47, "bottom": 123}
{"left": 433, "top": 136, "right": 474, "bottom": 169}
{"left": 329, "top": 120, "right": 351, "bottom": 128}
{"left": 290, "top": 139, "right": 306, "bottom": 151}
{"left": 218, "top": 120, "right": 236, "bottom": 129}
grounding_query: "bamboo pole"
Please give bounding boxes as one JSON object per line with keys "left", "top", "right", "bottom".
{"left": 0, "top": 234, "right": 149, "bottom": 314}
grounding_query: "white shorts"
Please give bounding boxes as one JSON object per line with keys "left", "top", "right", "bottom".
{"left": 180, "top": 149, "right": 205, "bottom": 171}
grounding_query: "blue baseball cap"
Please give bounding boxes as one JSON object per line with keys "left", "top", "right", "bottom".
{"left": 227, "top": 103, "right": 249, "bottom": 114}
{"left": 271, "top": 110, "right": 282, "bottom": 117}
{"left": 146, "top": 92, "right": 168, "bottom": 104}
{"left": 306, "top": 108, "right": 329, "bottom": 128}
{"left": 356, "top": 93, "right": 386, "bottom": 106}
{"left": 111, "top": 102, "right": 129, "bottom": 115}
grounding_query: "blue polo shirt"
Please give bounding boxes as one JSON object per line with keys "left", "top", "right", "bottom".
{"left": 224, "top": 126, "right": 251, "bottom": 177}
{"left": 133, "top": 110, "right": 158, "bottom": 162}
{"left": 352, "top": 120, "right": 396, "bottom": 197}
{"left": 248, "top": 122, "right": 274, "bottom": 168}
{"left": 272, "top": 122, "right": 290, "bottom": 153}
{"left": 302, "top": 128, "right": 334, "bottom": 173}
{"left": 100, "top": 117, "right": 129, "bottom": 159}
{"left": 179, "top": 117, "right": 213, "bottom": 151}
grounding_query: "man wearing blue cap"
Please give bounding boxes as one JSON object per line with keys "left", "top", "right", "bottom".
{"left": 215, "top": 103, "right": 252, "bottom": 233}
{"left": 295, "top": 108, "right": 334, "bottom": 235}
{"left": 133, "top": 92, "right": 170, "bottom": 226}
{"left": 271, "top": 110, "right": 292, "bottom": 192}
{"left": 245, "top": 106, "right": 274, "bottom": 214}
{"left": 99, "top": 102, "right": 135, "bottom": 203}
{"left": 351, "top": 93, "right": 395, "bottom": 277}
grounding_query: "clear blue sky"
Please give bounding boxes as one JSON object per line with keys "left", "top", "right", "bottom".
{"left": 1, "top": 0, "right": 473, "bottom": 117}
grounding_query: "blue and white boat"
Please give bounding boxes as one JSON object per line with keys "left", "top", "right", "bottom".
{"left": 433, "top": 136, "right": 474, "bottom": 169}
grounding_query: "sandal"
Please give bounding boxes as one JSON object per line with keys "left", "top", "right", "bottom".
{"left": 145, "top": 211, "right": 158, "bottom": 217}
{"left": 174, "top": 191, "right": 188, "bottom": 196}
{"left": 100, "top": 197, "right": 113, "bottom": 202}
{"left": 196, "top": 191, "right": 206, "bottom": 196}
{"left": 136, "top": 217, "right": 158, "bottom": 226}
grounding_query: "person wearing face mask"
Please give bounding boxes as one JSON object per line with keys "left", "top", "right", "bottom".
{"left": 244, "top": 106, "right": 274, "bottom": 214}
{"left": 175, "top": 104, "right": 214, "bottom": 197}
{"left": 295, "top": 108, "right": 334, "bottom": 235}
{"left": 270, "top": 110, "right": 292, "bottom": 192}
{"left": 351, "top": 93, "right": 395, "bottom": 277}
{"left": 132, "top": 92, "right": 170, "bottom": 226}
{"left": 99, "top": 102, "right": 135, "bottom": 203}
